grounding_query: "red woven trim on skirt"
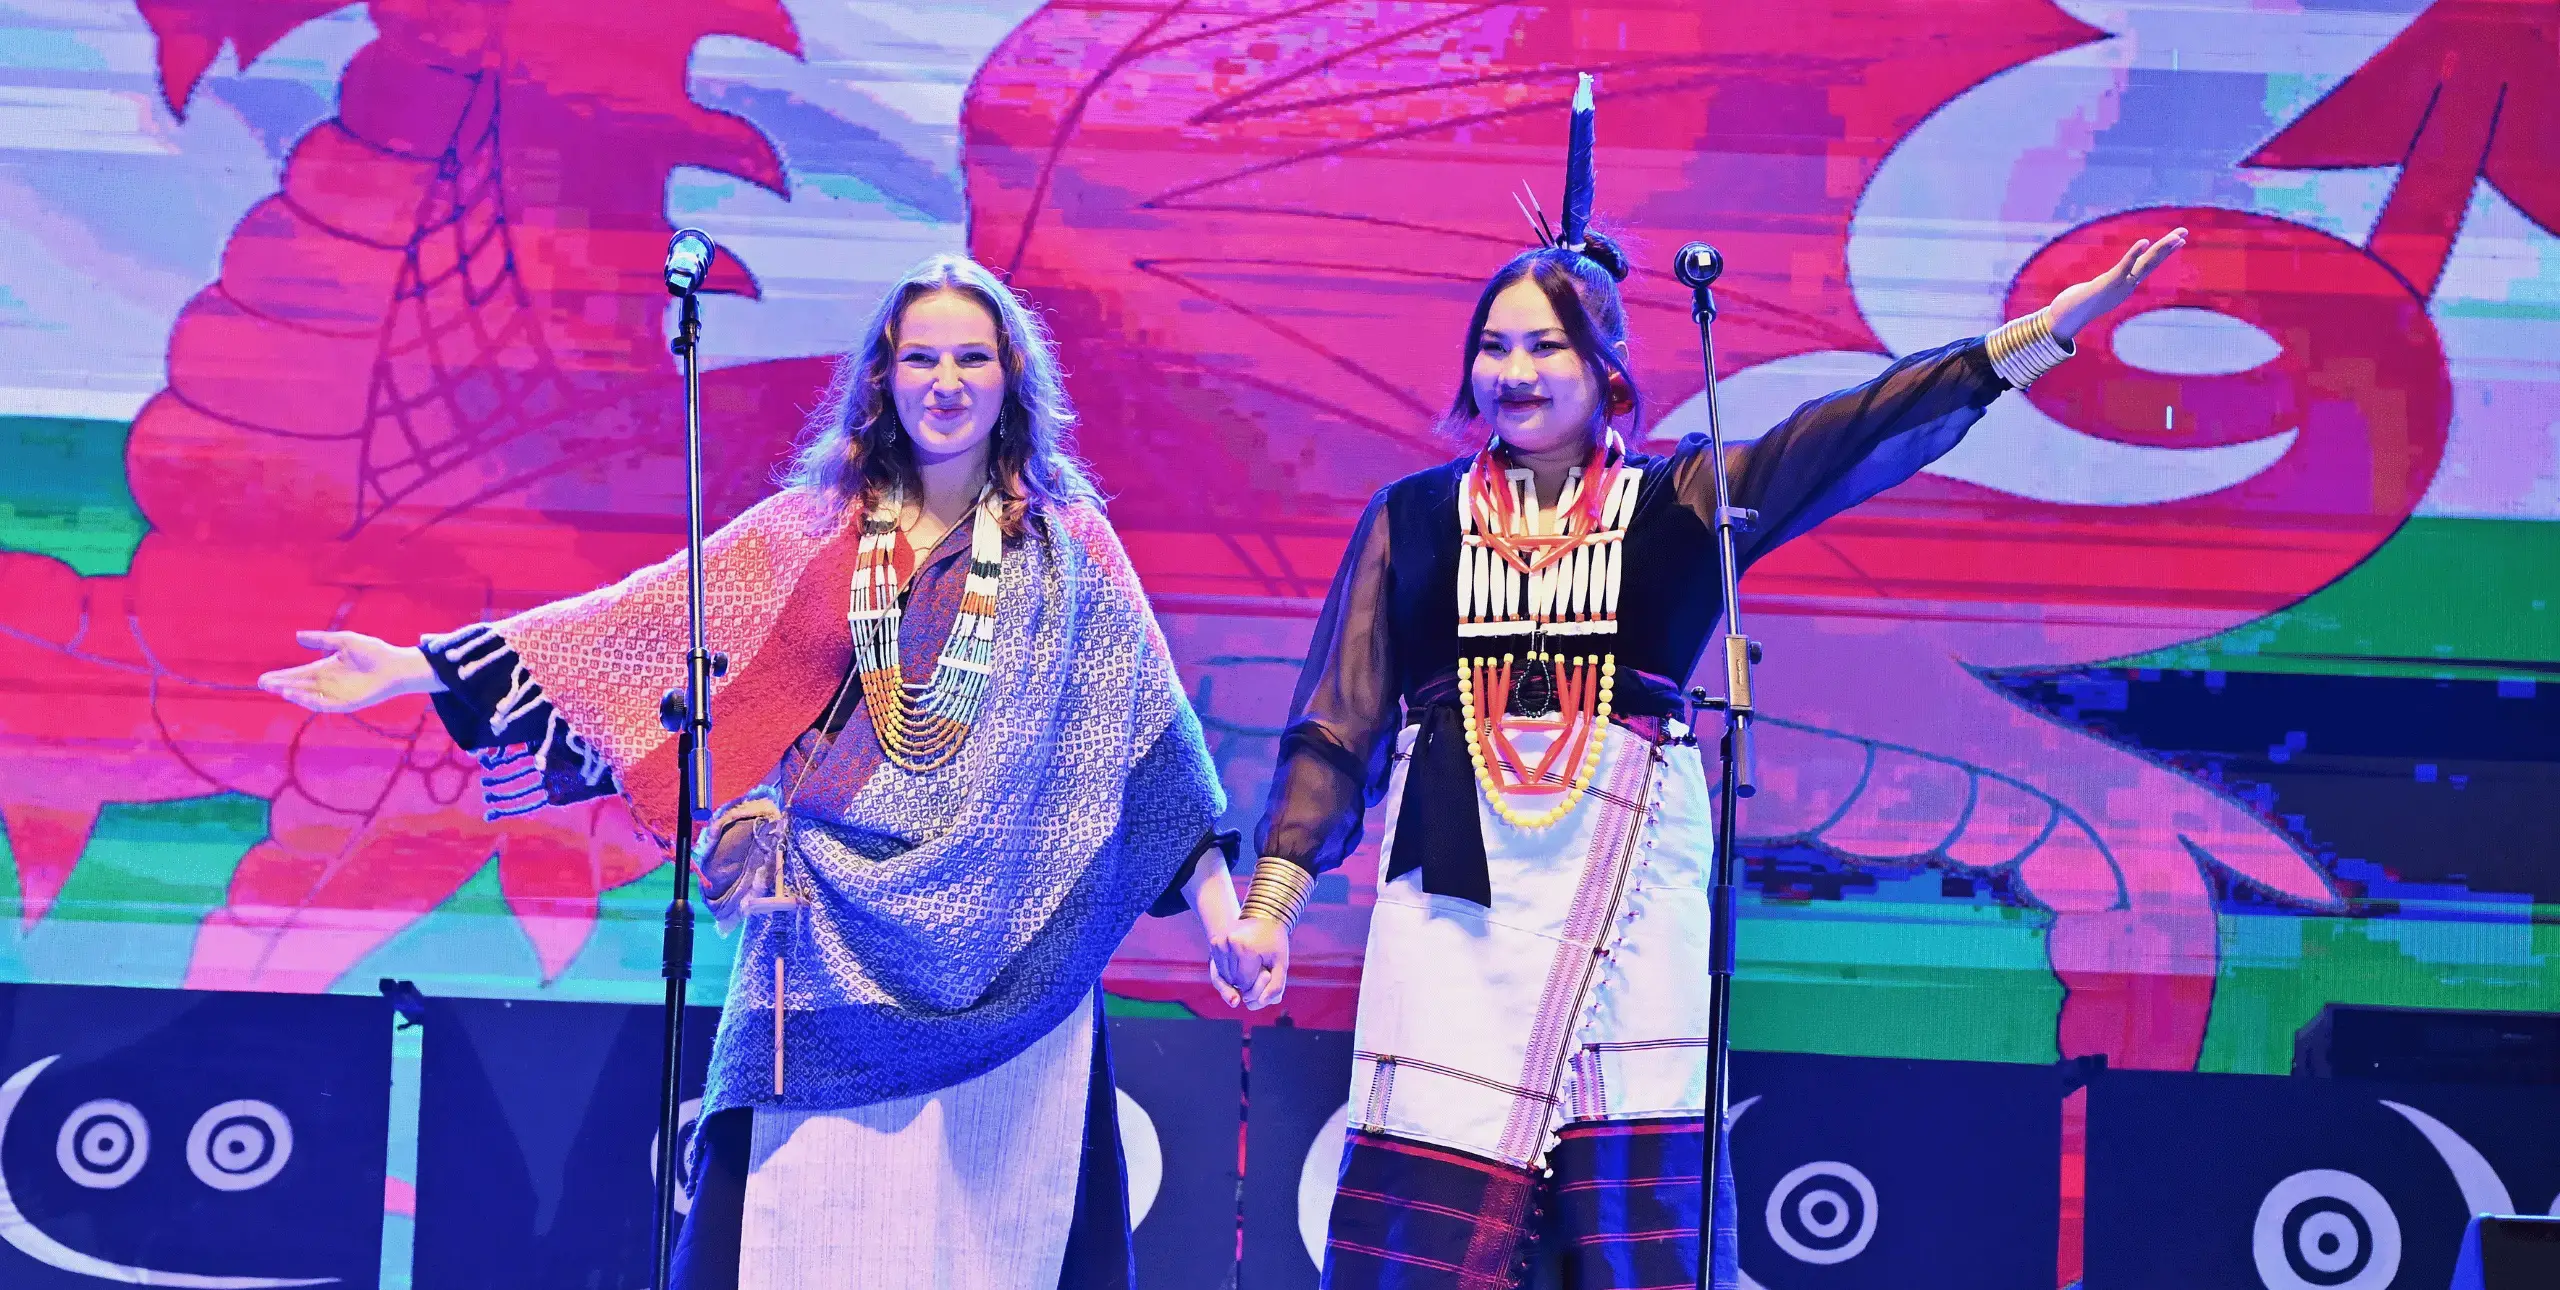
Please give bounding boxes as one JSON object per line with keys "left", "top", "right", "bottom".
{"left": 1323, "top": 1129, "right": 1540, "bottom": 1290}
{"left": 1320, "top": 1119, "right": 1709, "bottom": 1290}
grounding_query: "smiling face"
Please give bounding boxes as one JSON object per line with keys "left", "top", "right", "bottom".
{"left": 1471, "top": 277, "right": 1607, "bottom": 458}
{"left": 890, "top": 289, "right": 1008, "bottom": 466}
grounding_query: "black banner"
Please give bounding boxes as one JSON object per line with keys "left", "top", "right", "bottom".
{"left": 1110, "top": 1014, "right": 1244, "bottom": 1288}
{"left": 1241, "top": 1025, "right": 1356, "bottom": 1289}
{"left": 2088, "top": 1069, "right": 2560, "bottom": 1290}
{"left": 0, "top": 983, "right": 391, "bottom": 1289}
{"left": 1730, "top": 1051, "right": 2063, "bottom": 1290}
{"left": 412, "top": 996, "right": 719, "bottom": 1290}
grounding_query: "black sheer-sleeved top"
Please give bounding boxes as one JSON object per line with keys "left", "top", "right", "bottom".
{"left": 1253, "top": 319, "right": 2076, "bottom": 890}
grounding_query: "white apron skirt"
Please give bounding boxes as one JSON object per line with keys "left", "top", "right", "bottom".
{"left": 737, "top": 991, "right": 1095, "bottom": 1289}
{"left": 1347, "top": 721, "right": 1716, "bottom": 1170}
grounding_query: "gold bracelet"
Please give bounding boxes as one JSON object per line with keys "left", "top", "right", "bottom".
{"left": 1241, "top": 857, "right": 1317, "bottom": 929}
{"left": 1984, "top": 306, "right": 2076, "bottom": 389}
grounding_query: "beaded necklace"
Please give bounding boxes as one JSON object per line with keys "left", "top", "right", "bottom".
{"left": 849, "top": 488, "right": 1003, "bottom": 773}
{"left": 731, "top": 487, "right": 1002, "bottom": 1094}
{"left": 1455, "top": 431, "right": 1642, "bottom": 829}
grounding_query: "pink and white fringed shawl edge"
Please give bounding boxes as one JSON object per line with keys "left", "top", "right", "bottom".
{"left": 492, "top": 486, "right": 863, "bottom": 845}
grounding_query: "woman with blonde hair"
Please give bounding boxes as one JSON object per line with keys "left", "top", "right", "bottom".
{"left": 262, "top": 254, "right": 1239, "bottom": 1289}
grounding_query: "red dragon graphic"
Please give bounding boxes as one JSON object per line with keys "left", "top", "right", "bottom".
{"left": 0, "top": 0, "right": 832, "bottom": 986}
{"left": 0, "top": 4, "right": 2543, "bottom": 1278}
{"left": 0, "top": 0, "right": 2537, "bottom": 1083}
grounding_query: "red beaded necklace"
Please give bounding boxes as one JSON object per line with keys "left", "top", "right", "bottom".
{"left": 1455, "top": 431, "right": 1642, "bottom": 829}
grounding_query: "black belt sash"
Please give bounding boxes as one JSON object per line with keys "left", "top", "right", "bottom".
{"left": 1387, "top": 667, "right": 1683, "bottom": 907}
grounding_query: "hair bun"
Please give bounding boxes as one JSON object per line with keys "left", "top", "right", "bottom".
{"left": 1575, "top": 230, "right": 1631, "bottom": 282}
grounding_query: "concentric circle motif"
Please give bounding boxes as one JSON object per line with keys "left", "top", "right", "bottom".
{"left": 55, "top": 1100, "right": 149, "bottom": 1189}
{"left": 648, "top": 1097, "right": 705, "bottom": 1217}
{"left": 1765, "top": 1160, "right": 1879, "bottom": 1265}
{"left": 186, "top": 1100, "right": 293, "bottom": 1192}
{"left": 2252, "top": 1169, "right": 2400, "bottom": 1290}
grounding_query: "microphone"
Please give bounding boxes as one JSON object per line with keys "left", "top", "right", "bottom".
{"left": 1672, "top": 242, "right": 1723, "bottom": 288}
{"left": 664, "top": 229, "right": 717, "bottom": 297}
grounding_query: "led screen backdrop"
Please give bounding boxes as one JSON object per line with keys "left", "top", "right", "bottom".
{"left": 0, "top": 0, "right": 2552, "bottom": 1154}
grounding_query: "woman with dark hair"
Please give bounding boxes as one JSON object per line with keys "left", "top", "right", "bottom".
{"left": 260, "top": 254, "right": 1238, "bottom": 1288}
{"left": 1209, "top": 83, "right": 2184, "bottom": 1289}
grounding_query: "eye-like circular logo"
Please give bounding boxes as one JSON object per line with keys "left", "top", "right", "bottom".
{"left": 186, "top": 1100, "right": 293, "bottom": 1191}
{"left": 1765, "top": 1160, "right": 1878, "bottom": 1265}
{"left": 2253, "top": 1169, "right": 2400, "bottom": 1290}
{"left": 55, "top": 1100, "right": 149, "bottom": 1189}
{"left": 1116, "top": 1089, "right": 1163, "bottom": 1227}
{"left": 648, "top": 1097, "right": 705, "bottom": 1216}
{"left": 1297, "top": 1103, "right": 1351, "bottom": 1269}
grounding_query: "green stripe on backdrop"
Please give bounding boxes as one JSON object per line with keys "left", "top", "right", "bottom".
{"left": 2202, "top": 910, "right": 2560, "bottom": 1075}
{"left": 0, "top": 415, "right": 145, "bottom": 576}
{"left": 4, "top": 415, "right": 2547, "bottom": 679}
{"left": 1728, "top": 898, "right": 2560, "bottom": 1073}
{"left": 3, "top": 416, "right": 2553, "bottom": 677}
{"left": 342, "top": 855, "right": 738, "bottom": 1002}
{"left": 1731, "top": 885, "right": 2064, "bottom": 1065}
{"left": 2117, "top": 517, "right": 2559, "bottom": 682}
{"left": 0, "top": 795, "right": 267, "bottom": 986}
{"left": 4, "top": 798, "right": 2553, "bottom": 1077}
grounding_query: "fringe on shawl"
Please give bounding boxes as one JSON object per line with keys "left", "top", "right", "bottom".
{"left": 445, "top": 488, "right": 857, "bottom": 841}
{"left": 431, "top": 622, "right": 614, "bottom": 820}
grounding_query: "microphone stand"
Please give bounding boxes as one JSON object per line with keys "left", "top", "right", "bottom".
{"left": 1674, "top": 242, "right": 1757, "bottom": 1290}
{"left": 650, "top": 230, "right": 724, "bottom": 1289}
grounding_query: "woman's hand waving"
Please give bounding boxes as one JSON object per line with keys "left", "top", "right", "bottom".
{"left": 2047, "top": 226, "right": 2189, "bottom": 343}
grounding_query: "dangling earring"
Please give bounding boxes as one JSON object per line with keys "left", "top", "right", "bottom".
{"left": 1605, "top": 371, "right": 1634, "bottom": 419}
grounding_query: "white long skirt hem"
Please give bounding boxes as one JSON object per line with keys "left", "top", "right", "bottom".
{"left": 737, "top": 991, "right": 1095, "bottom": 1289}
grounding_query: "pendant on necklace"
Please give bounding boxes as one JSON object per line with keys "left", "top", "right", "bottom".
{"left": 1510, "top": 653, "right": 1559, "bottom": 717}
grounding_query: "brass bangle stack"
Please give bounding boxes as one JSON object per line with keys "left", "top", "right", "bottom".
{"left": 1983, "top": 306, "right": 2076, "bottom": 388}
{"left": 1241, "top": 857, "right": 1316, "bottom": 928}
